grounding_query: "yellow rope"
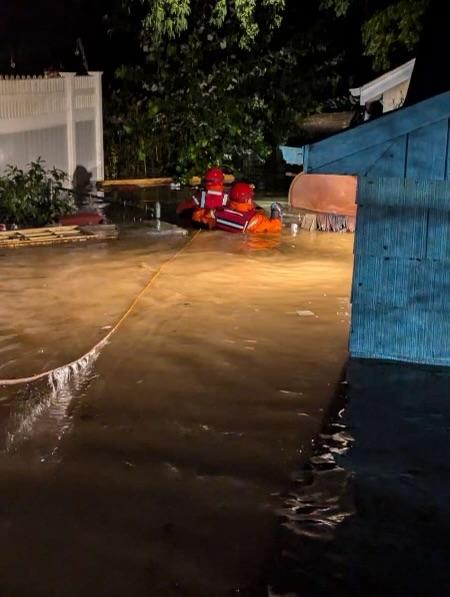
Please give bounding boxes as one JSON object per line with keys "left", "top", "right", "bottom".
{"left": 0, "top": 230, "right": 201, "bottom": 387}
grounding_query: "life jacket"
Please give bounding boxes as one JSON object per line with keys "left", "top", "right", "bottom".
{"left": 193, "top": 188, "right": 229, "bottom": 210}
{"left": 215, "top": 207, "right": 256, "bottom": 233}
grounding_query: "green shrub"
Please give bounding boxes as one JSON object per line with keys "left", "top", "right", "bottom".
{"left": 0, "top": 160, "right": 75, "bottom": 228}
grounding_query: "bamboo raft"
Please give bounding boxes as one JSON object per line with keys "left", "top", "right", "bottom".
{"left": 0, "top": 225, "right": 118, "bottom": 248}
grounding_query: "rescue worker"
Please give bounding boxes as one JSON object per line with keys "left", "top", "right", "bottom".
{"left": 176, "top": 167, "right": 229, "bottom": 228}
{"left": 215, "top": 182, "right": 282, "bottom": 234}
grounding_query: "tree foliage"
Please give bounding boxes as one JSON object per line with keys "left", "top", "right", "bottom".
{"left": 105, "top": 0, "right": 429, "bottom": 180}
{"left": 132, "top": 0, "right": 285, "bottom": 48}
{"left": 362, "top": 0, "right": 430, "bottom": 70}
{"left": 106, "top": 1, "right": 345, "bottom": 180}
{"left": 320, "top": 0, "right": 430, "bottom": 70}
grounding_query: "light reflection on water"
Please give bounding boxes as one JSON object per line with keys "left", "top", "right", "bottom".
{"left": 2, "top": 353, "right": 98, "bottom": 460}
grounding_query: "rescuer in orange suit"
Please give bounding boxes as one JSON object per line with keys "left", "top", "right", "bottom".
{"left": 214, "top": 182, "right": 283, "bottom": 233}
{"left": 176, "top": 167, "right": 228, "bottom": 228}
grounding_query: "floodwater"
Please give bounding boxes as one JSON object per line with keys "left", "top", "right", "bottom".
{"left": 0, "top": 223, "right": 353, "bottom": 596}
{"left": 271, "top": 360, "right": 450, "bottom": 596}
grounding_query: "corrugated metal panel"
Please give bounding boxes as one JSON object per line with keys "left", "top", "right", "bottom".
{"left": 427, "top": 209, "right": 450, "bottom": 260}
{"left": 352, "top": 175, "right": 450, "bottom": 366}
{"left": 350, "top": 305, "right": 450, "bottom": 367}
{"left": 352, "top": 256, "right": 414, "bottom": 309}
{"left": 352, "top": 256, "right": 450, "bottom": 310}
{"left": 354, "top": 205, "right": 428, "bottom": 259}
{"left": 357, "top": 177, "right": 450, "bottom": 211}
{"left": 302, "top": 91, "right": 450, "bottom": 366}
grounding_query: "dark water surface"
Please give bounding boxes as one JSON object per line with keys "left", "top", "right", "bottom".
{"left": 270, "top": 359, "right": 450, "bottom": 597}
{"left": 0, "top": 229, "right": 352, "bottom": 596}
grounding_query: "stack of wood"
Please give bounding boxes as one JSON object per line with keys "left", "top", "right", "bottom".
{"left": 0, "top": 225, "right": 118, "bottom": 248}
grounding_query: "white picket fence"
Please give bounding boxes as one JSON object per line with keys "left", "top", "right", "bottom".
{"left": 0, "top": 72, "right": 104, "bottom": 182}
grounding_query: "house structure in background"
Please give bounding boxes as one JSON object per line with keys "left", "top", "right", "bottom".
{"left": 0, "top": 72, "right": 104, "bottom": 183}
{"left": 301, "top": 90, "right": 450, "bottom": 367}
{"left": 350, "top": 58, "right": 415, "bottom": 117}
{"left": 281, "top": 59, "right": 416, "bottom": 167}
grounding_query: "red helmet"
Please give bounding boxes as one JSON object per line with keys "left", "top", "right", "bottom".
{"left": 203, "top": 167, "right": 224, "bottom": 184}
{"left": 230, "top": 182, "right": 254, "bottom": 203}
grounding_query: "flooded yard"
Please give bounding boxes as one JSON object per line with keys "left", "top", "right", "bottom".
{"left": 0, "top": 226, "right": 353, "bottom": 596}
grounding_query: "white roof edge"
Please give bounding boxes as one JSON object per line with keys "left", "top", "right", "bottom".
{"left": 350, "top": 58, "right": 416, "bottom": 105}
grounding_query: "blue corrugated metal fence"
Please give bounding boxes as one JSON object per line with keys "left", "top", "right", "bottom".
{"left": 350, "top": 177, "right": 450, "bottom": 366}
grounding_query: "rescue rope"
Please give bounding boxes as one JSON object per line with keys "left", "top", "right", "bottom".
{"left": 0, "top": 230, "right": 201, "bottom": 387}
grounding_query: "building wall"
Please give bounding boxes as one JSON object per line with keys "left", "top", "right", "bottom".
{"left": 303, "top": 92, "right": 450, "bottom": 366}
{"left": 350, "top": 177, "right": 450, "bottom": 366}
{"left": 304, "top": 92, "right": 450, "bottom": 181}
{"left": 0, "top": 73, "right": 104, "bottom": 182}
{"left": 382, "top": 80, "right": 410, "bottom": 112}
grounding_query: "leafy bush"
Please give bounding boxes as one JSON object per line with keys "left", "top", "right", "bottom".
{"left": 0, "top": 160, "right": 75, "bottom": 228}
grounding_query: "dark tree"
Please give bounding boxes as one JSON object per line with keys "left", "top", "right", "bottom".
{"left": 405, "top": 0, "right": 450, "bottom": 105}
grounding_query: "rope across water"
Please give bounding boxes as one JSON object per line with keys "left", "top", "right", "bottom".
{"left": 0, "top": 230, "right": 200, "bottom": 387}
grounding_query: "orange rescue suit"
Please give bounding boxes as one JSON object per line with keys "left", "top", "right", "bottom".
{"left": 226, "top": 200, "right": 282, "bottom": 234}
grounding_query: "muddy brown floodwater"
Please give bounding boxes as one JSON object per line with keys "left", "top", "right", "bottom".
{"left": 0, "top": 228, "right": 353, "bottom": 597}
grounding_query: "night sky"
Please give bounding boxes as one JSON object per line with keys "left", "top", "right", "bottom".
{"left": 1, "top": 0, "right": 448, "bottom": 102}
{"left": 0, "top": 0, "right": 111, "bottom": 74}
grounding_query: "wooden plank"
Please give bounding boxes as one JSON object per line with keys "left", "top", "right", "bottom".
{"left": 311, "top": 135, "right": 409, "bottom": 178}
{"left": 101, "top": 175, "right": 235, "bottom": 188}
{"left": 406, "top": 120, "right": 448, "bottom": 180}
{"left": 367, "top": 135, "right": 408, "bottom": 178}
{"left": 101, "top": 177, "right": 173, "bottom": 188}
{"left": 189, "top": 174, "right": 235, "bottom": 186}
{"left": 313, "top": 140, "right": 394, "bottom": 176}
{"left": 21, "top": 231, "right": 61, "bottom": 238}
{"left": 306, "top": 91, "right": 450, "bottom": 172}
{"left": 0, "top": 225, "right": 79, "bottom": 237}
